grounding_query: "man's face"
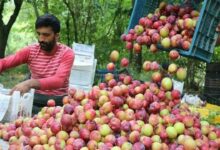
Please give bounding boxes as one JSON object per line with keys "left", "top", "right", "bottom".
{"left": 36, "top": 27, "right": 59, "bottom": 52}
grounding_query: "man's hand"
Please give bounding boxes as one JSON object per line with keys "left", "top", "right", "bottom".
{"left": 10, "top": 81, "right": 31, "bottom": 95}
{"left": 10, "top": 79, "right": 40, "bottom": 95}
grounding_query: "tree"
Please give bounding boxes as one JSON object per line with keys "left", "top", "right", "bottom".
{"left": 0, "top": 0, "right": 23, "bottom": 58}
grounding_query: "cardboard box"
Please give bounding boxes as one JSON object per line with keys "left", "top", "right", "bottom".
{"left": 69, "top": 59, "right": 97, "bottom": 86}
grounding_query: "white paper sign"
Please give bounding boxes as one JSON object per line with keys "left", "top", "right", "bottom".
{"left": 73, "top": 42, "right": 95, "bottom": 56}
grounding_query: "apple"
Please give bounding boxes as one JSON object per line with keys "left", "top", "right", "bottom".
{"left": 140, "top": 136, "right": 152, "bottom": 148}
{"left": 160, "top": 109, "right": 170, "bottom": 117}
{"left": 123, "top": 75, "right": 132, "bottom": 85}
{"left": 54, "top": 139, "right": 66, "bottom": 150}
{"left": 182, "top": 40, "right": 190, "bottom": 50}
{"left": 108, "top": 79, "right": 117, "bottom": 88}
{"left": 56, "top": 131, "right": 69, "bottom": 141}
{"left": 208, "top": 131, "right": 217, "bottom": 140}
{"left": 168, "top": 63, "right": 178, "bottom": 74}
{"left": 176, "top": 67, "right": 187, "bottom": 81}
{"left": 150, "top": 44, "right": 158, "bottom": 53}
{"left": 134, "top": 25, "right": 144, "bottom": 35}
{"left": 79, "top": 128, "right": 90, "bottom": 141}
{"left": 184, "top": 18, "right": 194, "bottom": 29}
{"left": 151, "top": 72, "right": 162, "bottom": 83}
{"left": 110, "top": 50, "right": 119, "bottom": 62}
{"left": 62, "top": 96, "right": 69, "bottom": 105}
{"left": 160, "top": 27, "right": 169, "bottom": 38}
{"left": 74, "top": 89, "right": 85, "bottom": 101}
{"left": 142, "top": 35, "right": 151, "bottom": 45}
{"left": 72, "top": 138, "right": 85, "bottom": 150}
{"left": 150, "top": 61, "right": 159, "bottom": 71}
{"left": 141, "top": 124, "right": 153, "bottom": 136}
{"left": 183, "top": 138, "right": 196, "bottom": 150}
{"left": 29, "top": 136, "right": 40, "bottom": 147}
{"left": 107, "top": 62, "right": 115, "bottom": 71}
{"left": 191, "top": 10, "right": 199, "bottom": 17}
{"left": 166, "top": 126, "right": 177, "bottom": 139}
{"left": 47, "top": 99, "right": 55, "bottom": 107}
{"left": 99, "top": 124, "right": 112, "bottom": 136}
{"left": 61, "top": 114, "right": 73, "bottom": 127}
{"left": 171, "top": 90, "right": 181, "bottom": 99}
{"left": 109, "top": 117, "right": 121, "bottom": 132}
{"left": 142, "top": 61, "right": 151, "bottom": 71}
{"left": 161, "top": 37, "right": 171, "bottom": 48}
{"left": 63, "top": 104, "right": 74, "bottom": 114}
{"left": 132, "top": 142, "right": 145, "bottom": 150}
{"left": 129, "top": 131, "right": 140, "bottom": 143}
{"left": 136, "top": 36, "right": 143, "bottom": 44}
{"left": 133, "top": 43, "right": 142, "bottom": 53}
{"left": 174, "top": 122, "right": 185, "bottom": 134}
{"left": 104, "top": 73, "right": 114, "bottom": 83}
{"left": 21, "top": 126, "right": 32, "bottom": 137}
{"left": 183, "top": 116, "right": 194, "bottom": 128}
{"left": 120, "top": 58, "right": 129, "bottom": 67}
{"left": 148, "top": 114, "right": 159, "bottom": 126}
{"left": 152, "top": 33, "right": 161, "bottom": 43}
{"left": 116, "top": 136, "right": 127, "bottom": 147}
{"left": 161, "top": 77, "right": 173, "bottom": 91}
{"left": 85, "top": 109, "right": 96, "bottom": 120}
{"left": 152, "top": 142, "right": 162, "bottom": 150}
{"left": 126, "top": 42, "right": 133, "bottom": 50}
{"left": 126, "top": 33, "right": 133, "bottom": 42}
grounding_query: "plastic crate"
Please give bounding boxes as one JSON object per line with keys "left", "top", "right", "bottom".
{"left": 127, "top": 0, "right": 220, "bottom": 63}
{"left": 95, "top": 68, "right": 130, "bottom": 83}
{"left": 203, "top": 63, "right": 220, "bottom": 105}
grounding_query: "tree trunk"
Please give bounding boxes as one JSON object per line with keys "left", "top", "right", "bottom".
{"left": 83, "top": 0, "right": 92, "bottom": 43}
{"left": 63, "top": 0, "right": 78, "bottom": 42}
{"left": 0, "top": 28, "right": 9, "bottom": 58}
{"left": 106, "top": 0, "right": 122, "bottom": 36}
{"left": 44, "top": 0, "right": 49, "bottom": 14}
{"left": 32, "top": 0, "right": 40, "bottom": 18}
{"left": 65, "top": 12, "right": 70, "bottom": 46}
{"left": 0, "top": 0, "right": 23, "bottom": 58}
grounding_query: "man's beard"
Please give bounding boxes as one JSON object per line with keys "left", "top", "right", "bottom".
{"left": 39, "top": 40, "right": 56, "bottom": 52}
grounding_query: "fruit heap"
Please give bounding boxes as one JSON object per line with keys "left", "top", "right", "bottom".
{"left": 121, "top": 2, "right": 199, "bottom": 55}
{"left": 0, "top": 71, "right": 220, "bottom": 150}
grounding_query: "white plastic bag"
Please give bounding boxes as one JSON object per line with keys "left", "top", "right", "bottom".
{"left": 181, "top": 93, "right": 202, "bottom": 106}
{"left": 172, "top": 79, "right": 184, "bottom": 94}
{"left": 0, "top": 84, "right": 34, "bottom": 122}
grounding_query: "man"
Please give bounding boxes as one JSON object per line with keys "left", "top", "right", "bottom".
{"left": 0, "top": 14, "right": 74, "bottom": 114}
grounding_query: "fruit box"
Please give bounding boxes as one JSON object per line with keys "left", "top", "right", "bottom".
{"left": 127, "top": 0, "right": 220, "bottom": 62}
{"left": 0, "top": 85, "right": 34, "bottom": 123}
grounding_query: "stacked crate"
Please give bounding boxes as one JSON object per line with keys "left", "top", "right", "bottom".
{"left": 69, "top": 42, "right": 97, "bottom": 92}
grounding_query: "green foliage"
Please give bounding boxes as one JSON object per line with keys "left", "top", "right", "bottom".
{"left": 212, "top": 46, "right": 220, "bottom": 62}
{"left": 0, "top": 65, "right": 28, "bottom": 88}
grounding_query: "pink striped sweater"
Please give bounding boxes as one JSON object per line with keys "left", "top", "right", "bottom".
{"left": 0, "top": 43, "right": 74, "bottom": 96}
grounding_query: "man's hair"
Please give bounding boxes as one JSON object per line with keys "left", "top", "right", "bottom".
{"left": 35, "top": 14, "right": 60, "bottom": 33}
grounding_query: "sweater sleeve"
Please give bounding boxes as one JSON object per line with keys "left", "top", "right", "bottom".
{"left": 0, "top": 47, "right": 30, "bottom": 73}
{"left": 38, "top": 49, "right": 74, "bottom": 90}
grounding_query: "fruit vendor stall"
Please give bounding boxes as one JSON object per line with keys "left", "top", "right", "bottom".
{"left": 0, "top": 0, "right": 220, "bottom": 150}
